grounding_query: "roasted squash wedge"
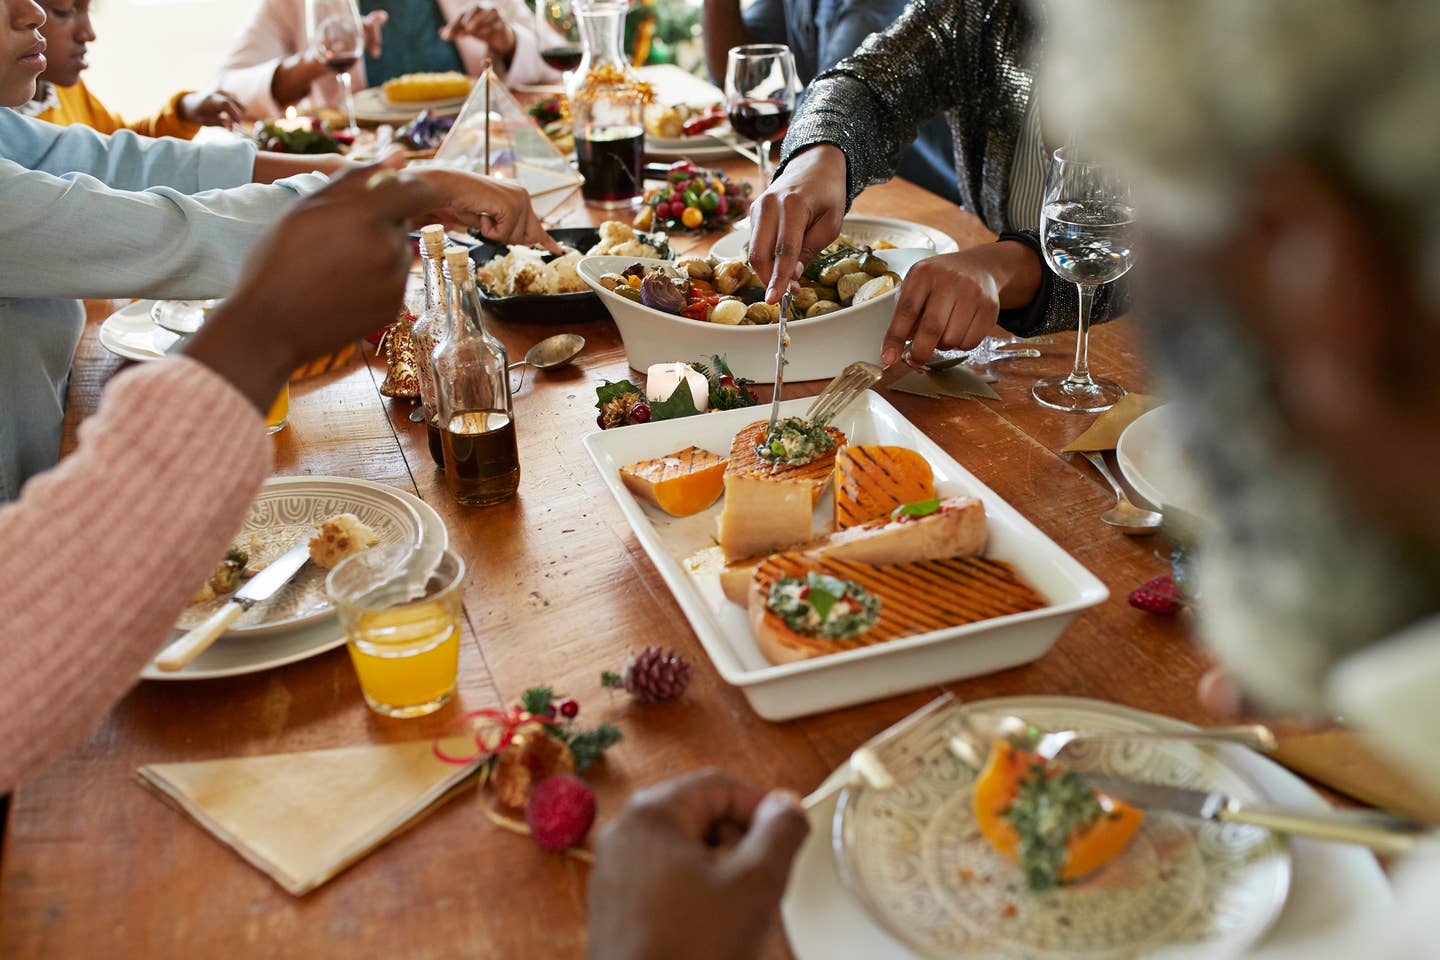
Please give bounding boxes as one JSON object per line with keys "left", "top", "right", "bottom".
{"left": 973, "top": 740, "right": 1144, "bottom": 889}
{"left": 833, "top": 445, "right": 934, "bottom": 528}
{"left": 621, "top": 446, "right": 728, "bottom": 517}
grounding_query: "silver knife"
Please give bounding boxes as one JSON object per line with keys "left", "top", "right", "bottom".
{"left": 1084, "top": 773, "right": 1438, "bottom": 856}
{"left": 155, "top": 541, "right": 312, "bottom": 672}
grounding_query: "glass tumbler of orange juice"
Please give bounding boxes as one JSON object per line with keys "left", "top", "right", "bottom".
{"left": 326, "top": 544, "right": 464, "bottom": 718}
{"left": 266, "top": 383, "right": 290, "bottom": 435}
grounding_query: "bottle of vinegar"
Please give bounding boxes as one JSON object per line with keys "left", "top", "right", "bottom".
{"left": 410, "top": 224, "right": 449, "bottom": 467}
{"left": 432, "top": 249, "right": 520, "bottom": 505}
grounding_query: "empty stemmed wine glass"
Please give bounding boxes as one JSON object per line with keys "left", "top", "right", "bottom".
{"left": 309, "top": 0, "right": 365, "bottom": 135}
{"left": 1031, "top": 147, "right": 1136, "bottom": 413}
{"left": 536, "top": 0, "right": 583, "bottom": 88}
{"left": 724, "top": 44, "right": 796, "bottom": 187}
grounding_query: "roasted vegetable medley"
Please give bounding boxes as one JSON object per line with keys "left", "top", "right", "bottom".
{"left": 597, "top": 243, "right": 897, "bottom": 325}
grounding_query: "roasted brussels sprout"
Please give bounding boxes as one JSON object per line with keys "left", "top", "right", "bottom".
{"left": 818, "top": 256, "right": 862, "bottom": 285}
{"left": 852, "top": 274, "right": 897, "bottom": 304}
{"left": 613, "top": 285, "right": 642, "bottom": 303}
{"left": 836, "top": 272, "right": 870, "bottom": 304}
{"left": 676, "top": 257, "right": 713, "bottom": 280}
{"left": 709, "top": 298, "right": 746, "bottom": 325}
{"left": 713, "top": 260, "right": 757, "bottom": 295}
{"left": 745, "top": 301, "right": 780, "bottom": 324}
{"left": 598, "top": 272, "right": 627, "bottom": 291}
{"left": 792, "top": 287, "right": 819, "bottom": 312}
{"left": 805, "top": 300, "right": 842, "bottom": 318}
{"left": 859, "top": 251, "right": 891, "bottom": 276}
{"left": 811, "top": 284, "right": 839, "bottom": 303}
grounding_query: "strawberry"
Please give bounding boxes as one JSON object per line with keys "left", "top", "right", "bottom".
{"left": 1128, "top": 574, "right": 1183, "bottom": 615}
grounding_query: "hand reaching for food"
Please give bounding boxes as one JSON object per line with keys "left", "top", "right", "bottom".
{"left": 587, "top": 769, "right": 809, "bottom": 960}
{"left": 746, "top": 144, "right": 848, "bottom": 303}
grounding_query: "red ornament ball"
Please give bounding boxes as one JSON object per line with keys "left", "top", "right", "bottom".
{"left": 525, "top": 775, "right": 597, "bottom": 851}
{"left": 557, "top": 697, "right": 580, "bottom": 719}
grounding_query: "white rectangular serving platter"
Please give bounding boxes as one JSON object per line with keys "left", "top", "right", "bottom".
{"left": 583, "top": 393, "right": 1108, "bottom": 720}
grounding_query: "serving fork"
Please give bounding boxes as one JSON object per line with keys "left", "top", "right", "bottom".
{"left": 760, "top": 290, "right": 793, "bottom": 447}
{"left": 947, "top": 713, "right": 1279, "bottom": 767}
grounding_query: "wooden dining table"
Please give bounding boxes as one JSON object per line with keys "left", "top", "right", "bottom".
{"left": 0, "top": 153, "right": 1219, "bottom": 959}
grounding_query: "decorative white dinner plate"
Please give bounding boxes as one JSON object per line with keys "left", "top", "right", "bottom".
{"left": 783, "top": 696, "right": 1391, "bottom": 960}
{"left": 173, "top": 476, "right": 441, "bottom": 637}
{"left": 352, "top": 86, "right": 466, "bottom": 125}
{"left": 836, "top": 697, "right": 1290, "bottom": 959}
{"left": 708, "top": 215, "right": 962, "bottom": 261}
{"left": 150, "top": 299, "right": 218, "bottom": 336}
{"left": 98, "top": 299, "right": 177, "bottom": 362}
{"left": 1115, "top": 405, "right": 1209, "bottom": 519}
{"left": 583, "top": 393, "right": 1108, "bottom": 720}
{"left": 644, "top": 136, "right": 739, "bottom": 162}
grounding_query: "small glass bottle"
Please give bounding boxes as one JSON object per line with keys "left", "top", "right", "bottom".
{"left": 410, "top": 224, "right": 449, "bottom": 467}
{"left": 569, "top": 0, "right": 646, "bottom": 208}
{"left": 432, "top": 249, "right": 520, "bottom": 505}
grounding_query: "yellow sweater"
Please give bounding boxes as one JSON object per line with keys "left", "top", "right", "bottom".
{"left": 32, "top": 78, "right": 200, "bottom": 140}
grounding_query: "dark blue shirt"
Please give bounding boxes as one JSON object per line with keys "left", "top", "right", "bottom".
{"left": 741, "top": 0, "right": 960, "bottom": 203}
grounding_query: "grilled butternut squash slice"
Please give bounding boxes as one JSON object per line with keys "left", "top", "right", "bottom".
{"left": 833, "top": 445, "right": 935, "bottom": 528}
{"left": 620, "top": 446, "right": 728, "bottom": 517}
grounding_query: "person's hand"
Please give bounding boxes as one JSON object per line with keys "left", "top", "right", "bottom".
{"left": 747, "top": 143, "right": 848, "bottom": 303}
{"left": 362, "top": 9, "right": 388, "bottom": 57}
{"left": 439, "top": 3, "right": 517, "bottom": 60}
{"left": 413, "top": 167, "right": 561, "bottom": 252}
{"left": 177, "top": 90, "right": 246, "bottom": 129}
{"left": 182, "top": 167, "right": 440, "bottom": 411}
{"left": 588, "top": 769, "right": 809, "bottom": 960}
{"left": 882, "top": 241, "right": 1042, "bottom": 365}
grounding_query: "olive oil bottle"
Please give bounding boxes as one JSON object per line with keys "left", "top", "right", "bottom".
{"left": 432, "top": 249, "right": 520, "bottom": 505}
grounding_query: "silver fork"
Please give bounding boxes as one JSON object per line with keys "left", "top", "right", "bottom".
{"left": 804, "top": 360, "right": 883, "bottom": 427}
{"left": 948, "top": 713, "right": 1278, "bottom": 766}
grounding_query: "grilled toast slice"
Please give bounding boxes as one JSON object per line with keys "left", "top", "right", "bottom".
{"left": 719, "top": 496, "right": 987, "bottom": 604}
{"left": 747, "top": 552, "right": 1046, "bottom": 665}
{"left": 834, "top": 445, "right": 935, "bottom": 528}
{"left": 725, "top": 420, "right": 846, "bottom": 507}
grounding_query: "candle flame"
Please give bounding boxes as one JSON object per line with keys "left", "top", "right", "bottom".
{"left": 285, "top": 106, "right": 298, "bottom": 121}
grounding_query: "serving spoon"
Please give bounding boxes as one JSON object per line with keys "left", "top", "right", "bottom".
{"left": 508, "top": 333, "right": 585, "bottom": 372}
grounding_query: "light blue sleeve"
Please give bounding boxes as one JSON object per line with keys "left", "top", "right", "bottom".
{"left": 0, "top": 159, "right": 327, "bottom": 301}
{"left": 0, "top": 109, "right": 256, "bottom": 193}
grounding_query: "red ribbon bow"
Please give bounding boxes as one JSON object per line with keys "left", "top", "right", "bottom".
{"left": 433, "top": 706, "right": 560, "bottom": 765}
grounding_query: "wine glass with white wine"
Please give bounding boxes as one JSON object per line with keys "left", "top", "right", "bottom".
{"left": 1031, "top": 148, "right": 1136, "bottom": 413}
{"left": 309, "top": 0, "right": 366, "bottom": 135}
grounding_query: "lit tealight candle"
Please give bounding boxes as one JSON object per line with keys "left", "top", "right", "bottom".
{"left": 645, "top": 362, "right": 709, "bottom": 412}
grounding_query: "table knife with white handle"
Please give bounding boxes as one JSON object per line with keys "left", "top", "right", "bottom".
{"left": 155, "top": 542, "right": 311, "bottom": 672}
{"left": 1084, "top": 772, "right": 1438, "bottom": 856}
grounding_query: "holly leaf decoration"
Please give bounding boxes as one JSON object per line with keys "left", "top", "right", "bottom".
{"left": 892, "top": 498, "right": 942, "bottom": 521}
{"left": 520, "top": 685, "right": 554, "bottom": 716}
{"left": 595, "top": 379, "right": 643, "bottom": 411}
{"left": 568, "top": 723, "right": 622, "bottom": 772}
{"left": 649, "top": 380, "right": 701, "bottom": 421}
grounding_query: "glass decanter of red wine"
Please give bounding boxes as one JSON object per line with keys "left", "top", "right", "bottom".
{"left": 724, "top": 44, "right": 797, "bottom": 187}
{"left": 308, "top": 0, "right": 365, "bottom": 134}
{"left": 568, "top": 0, "right": 645, "bottom": 208}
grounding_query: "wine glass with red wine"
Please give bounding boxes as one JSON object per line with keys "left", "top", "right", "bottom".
{"left": 724, "top": 44, "right": 796, "bottom": 187}
{"left": 308, "top": 0, "right": 366, "bottom": 134}
{"left": 537, "top": 0, "right": 583, "bottom": 83}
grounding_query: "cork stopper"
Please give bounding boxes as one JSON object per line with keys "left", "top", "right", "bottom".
{"left": 443, "top": 247, "right": 472, "bottom": 283}
{"left": 420, "top": 224, "right": 446, "bottom": 255}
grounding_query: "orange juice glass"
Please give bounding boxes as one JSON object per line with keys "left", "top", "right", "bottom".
{"left": 265, "top": 383, "right": 290, "bottom": 436}
{"left": 326, "top": 545, "right": 463, "bottom": 718}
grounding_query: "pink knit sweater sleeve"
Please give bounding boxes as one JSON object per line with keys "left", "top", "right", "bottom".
{"left": 0, "top": 357, "right": 270, "bottom": 792}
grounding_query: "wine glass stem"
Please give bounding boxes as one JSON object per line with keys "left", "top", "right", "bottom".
{"left": 755, "top": 139, "right": 772, "bottom": 188}
{"left": 339, "top": 71, "right": 357, "bottom": 134}
{"left": 1066, "top": 281, "right": 1097, "bottom": 386}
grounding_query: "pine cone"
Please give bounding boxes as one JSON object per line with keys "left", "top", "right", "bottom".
{"left": 599, "top": 393, "right": 641, "bottom": 430}
{"left": 602, "top": 646, "right": 691, "bottom": 703}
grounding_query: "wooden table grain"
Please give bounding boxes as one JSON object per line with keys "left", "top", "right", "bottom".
{"left": 0, "top": 162, "right": 1212, "bottom": 960}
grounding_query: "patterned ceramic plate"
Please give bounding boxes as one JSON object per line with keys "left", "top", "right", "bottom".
{"left": 834, "top": 699, "right": 1292, "bottom": 959}
{"left": 709, "top": 215, "right": 961, "bottom": 261}
{"left": 150, "top": 299, "right": 219, "bottom": 336}
{"left": 98, "top": 299, "right": 177, "bottom": 362}
{"left": 173, "top": 476, "right": 434, "bottom": 637}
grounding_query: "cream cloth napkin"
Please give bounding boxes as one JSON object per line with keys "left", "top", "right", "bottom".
{"left": 1061, "top": 393, "right": 1163, "bottom": 452}
{"left": 137, "top": 736, "right": 483, "bottom": 895}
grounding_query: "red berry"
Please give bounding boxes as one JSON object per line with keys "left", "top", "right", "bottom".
{"left": 719, "top": 374, "right": 736, "bottom": 388}
{"left": 630, "top": 402, "right": 651, "bottom": 424}
{"left": 596, "top": 413, "right": 606, "bottom": 429}
{"left": 557, "top": 698, "right": 579, "bottom": 719}
{"left": 746, "top": 388, "right": 759, "bottom": 402}
{"left": 1128, "top": 574, "right": 1182, "bottom": 615}
{"left": 525, "top": 776, "right": 596, "bottom": 852}
{"left": 668, "top": 191, "right": 683, "bottom": 207}
{"left": 266, "top": 137, "right": 286, "bottom": 152}
{"left": 716, "top": 195, "right": 729, "bottom": 216}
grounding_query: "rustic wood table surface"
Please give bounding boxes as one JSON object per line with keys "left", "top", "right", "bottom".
{"left": 0, "top": 155, "right": 1221, "bottom": 960}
